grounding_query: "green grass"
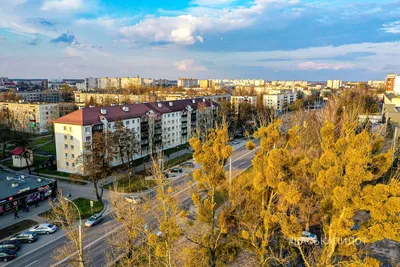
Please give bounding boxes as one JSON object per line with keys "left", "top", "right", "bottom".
{"left": 28, "top": 136, "right": 53, "bottom": 147}
{"left": 215, "top": 190, "right": 228, "bottom": 209}
{"left": 39, "top": 198, "right": 104, "bottom": 220}
{"left": 33, "top": 141, "right": 56, "bottom": 155}
{"left": 34, "top": 155, "right": 51, "bottom": 165}
{"left": 37, "top": 167, "right": 71, "bottom": 178}
{"left": 0, "top": 219, "right": 38, "bottom": 240}
{"left": 105, "top": 176, "right": 156, "bottom": 193}
{"left": 165, "top": 153, "right": 193, "bottom": 168}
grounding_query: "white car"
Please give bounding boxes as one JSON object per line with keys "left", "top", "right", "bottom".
{"left": 231, "top": 140, "right": 240, "bottom": 145}
{"left": 84, "top": 214, "right": 103, "bottom": 227}
{"left": 124, "top": 196, "right": 144, "bottom": 204}
{"left": 29, "top": 224, "right": 57, "bottom": 235}
{"left": 295, "top": 231, "right": 318, "bottom": 245}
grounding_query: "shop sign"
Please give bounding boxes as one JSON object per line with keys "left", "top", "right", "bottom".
{"left": 18, "top": 187, "right": 31, "bottom": 193}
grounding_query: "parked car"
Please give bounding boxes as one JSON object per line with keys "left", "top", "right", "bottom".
{"left": 180, "top": 162, "right": 195, "bottom": 168}
{"left": 29, "top": 223, "right": 58, "bottom": 235}
{"left": 170, "top": 168, "right": 183, "bottom": 173}
{"left": 163, "top": 172, "right": 169, "bottom": 178}
{"left": 231, "top": 140, "right": 240, "bottom": 145}
{"left": 0, "top": 248, "right": 17, "bottom": 262}
{"left": 0, "top": 241, "right": 21, "bottom": 252}
{"left": 294, "top": 231, "right": 318, "bottom": 245}
{"left": 124, "top": 196, "right": 144, "bottom": 204}
{"left": 85, "top": 214, "right": 103, "bottom": 227}
{"left": 10, "top": 231, "right": 38, "bottom": 244}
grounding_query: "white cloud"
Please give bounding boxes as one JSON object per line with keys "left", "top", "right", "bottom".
{"left": 120, "top": 0, "right": 299, "bottom": 45}
{"left": 65, "top": 46, "right": 81, "bottom": 57}
{"left": 76, "top": 16, "right": 131, "bottom": 29}
{"left": 175, "top": 59, "right": 207, "bottom": 71}
{"left": 297, "top": 61, "right": 356, "bottom": 70}
{"left": 42, "top": 0, "right": 83, "bottom": 11}
{"left": 382, "top": 21, "right": 400, "bottom": 34}
{"left": 0, "top": 36, "right": 5, "bottom": 40}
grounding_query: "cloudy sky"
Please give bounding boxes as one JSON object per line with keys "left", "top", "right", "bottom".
{"left": 0, "top": 0, "right": 400, "bottom": 80}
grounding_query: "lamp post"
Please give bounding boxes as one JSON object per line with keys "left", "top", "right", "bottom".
{"left": 64, "top": 197, "right": 83, "bottom": 267}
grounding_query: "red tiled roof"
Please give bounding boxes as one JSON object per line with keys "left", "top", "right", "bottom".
{"left": 10, "top": 147, "right": 29, "bottom": 155}
{"left": 53, "top": 99, "right": 217, "bottom": 126}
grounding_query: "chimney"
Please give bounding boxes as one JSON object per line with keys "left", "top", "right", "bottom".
{"left": 122, "top": 106, "right": 129, "bottom": 112}
{"left": 192, "top": 99, "right": 196, "bottom": 104}
{"left": 100, "top": 108, "right": 107, "bottom": 115}
{"left": 202, "top": 98, "right": 206, "bottom": 102}
{"left": 157, "top": 103, "right": 162, "bottom": 108}
{"left": 169, "top": 102, "right": 173, "bottom": 107}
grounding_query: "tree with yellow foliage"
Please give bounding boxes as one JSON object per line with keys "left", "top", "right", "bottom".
{"left": 186, "top": 125, "right": 233, "bottom": 267}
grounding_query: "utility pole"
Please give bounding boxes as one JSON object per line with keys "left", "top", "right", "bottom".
{"left": 229, "top": 157, "right": 232, "bottom": 200}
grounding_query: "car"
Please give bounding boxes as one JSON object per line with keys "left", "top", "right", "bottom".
{"left": 180, "top": 162, "right": 194, "bottom": 168}
{"left": 0, "top": 248, "right": 17, "bottom": 262}
{"left": 124, "top": 196, "right": 144, "bottom": 204}
{"left": 10, "top": 231, "right": 38, "bottom": 244}
{"left": 0, "top": 241, "right": 21, "bottom": 252}
{"left": 29, "top": 224, "right": 57, "bottom": 235}
{"left": 163, "top": 172, "right": 169, "bottom": 178}
{"left": 85, "top": 213, "right": 103, "bottom": 227}
{"left": 294, "top": 231, "right": 318, "bottom": 245}
{"left": 169, "top": 168, "right": 183, "bottom": 173}
{"left": 230, "top": 140, "right": 240, "bottom": 145}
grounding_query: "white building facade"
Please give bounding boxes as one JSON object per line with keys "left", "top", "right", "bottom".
{"left": 263, "top": 93, "right": 297, "bottom": 113}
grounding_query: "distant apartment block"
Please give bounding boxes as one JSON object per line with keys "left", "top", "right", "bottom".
{"left": 199, "top": 79, "right": 211, "bottom": 89}
{"left": 230, "top": 96, "right": 257, "bottom": 114}
{"left": 178, "top": 78, "right": 198, "bottom": 88}
{"left": 368, "top": 80, "right": 385, "bottom": 88}
{"left": 15, "top": 91, "right": 62, "bottom": 103}
{"left": 327, "top": 80, "right": 343, "bottom": 89}
{"left": 53, "top": 99, "right": 218, "bottom": 173}
{"left": 386, "top": 74, "right": 397, "bottom": 91}
{"left": 74, "top": 92, "right": 151, "bottom": 106}
{"left": 0, "top": 102, "right": 60, "bottom": 134}
{"left": 263, "top": 92, "right": 297, "bottom": 113}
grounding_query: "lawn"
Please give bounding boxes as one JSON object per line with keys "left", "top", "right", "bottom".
{"left": 39, "top": 198, "right": 104, "bottom": 220}
{"left": 0, "top": 219, "right": 38, "bottom": 240}
{"left": 33, "top": 141, "right": 56, "bottom": 156}
{"left": 165, "top": 153, "right": 193, "bottom": 168}
{"left": 28, "top": 136, "right": 53, "bottom": 147}
{"left": 37, "top": 167, "right": 71, "bottom": 178}
{"left": 105, "top": 176, "right": 156, "bottom": 193}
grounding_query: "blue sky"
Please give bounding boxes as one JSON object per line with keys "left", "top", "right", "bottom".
{"left": 0, "top": 0, "right": 400, "bottom": 80}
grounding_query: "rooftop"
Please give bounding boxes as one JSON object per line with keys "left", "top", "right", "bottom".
{"left": 0, "top": 170, "right": 55, "bottom": 200}
{"left": 53, "top": 98, "right": 217, "bottom": 126}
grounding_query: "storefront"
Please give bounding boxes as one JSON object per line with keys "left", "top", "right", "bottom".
{"left": 0, "top": 173, "right": 57, "bottom": 215}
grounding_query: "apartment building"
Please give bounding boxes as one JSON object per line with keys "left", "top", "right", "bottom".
{"left": 121, "top": 77, "right": 144, "bottom": 89}
{"left": 199, "top": 79, "right": 211, "bottom": 89}
{"left": 327, "top": 80, "right": 343, "bottom": 89}
{"left": 263, "top": 92, "right": 297, "bottom": 113}
{"left": 0, "top": 102, "right": 60, "bottom": 134}
{"left": 53, "top": 99, "right": 218, "bottom": 173}
{"left": 15, "top": 91, "right": 62, "bottom": 103}
{"left": 74, "top": 92, "right": 151, "bottom": 106}
{"left": 98, "top": 77, "right": 121, "bottom": 90}
{"left": 178, "top": 78, "right": 198, "bottom": 88}
{"left": 230, "top": 96, "right": 257, "bottom": 114}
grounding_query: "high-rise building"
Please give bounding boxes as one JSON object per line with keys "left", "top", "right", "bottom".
{"left": 386, "top": 74, "right": 396, "bottom": 91}
{"left": 263, "top": 92, "right": 297, "bottom": 113}
{"left": 327, "top": 80, "right": 343, "bottom": 89}
{"left": 177, "top": 78, "right": 198, "bottom": 88}
{"left": 230, "top": 96, "right": 257, "bottom": 114}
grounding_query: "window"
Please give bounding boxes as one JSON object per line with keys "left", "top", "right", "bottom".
{"left": 126, "top": 120, "right": 130, "bottom": 125}
{"left": 71, "top": 145, "right": 74, "bottom": 150}
{"left": 64, "top": 144, "right": 68, "bottom": 149}
{"left": 132, "top": 119, "right": 135, "bottom": 124}
{"left": 69, "top": 126, "right": 72, "bottom": 132}
{"left": 70, "top": 136, "right": 73, "bottom": 140}
{"left": 168, "top": 114, "right": 170, "bottom": 118}
{"left": 72, "top": 163, "right": 75, "bottom": 168}
{"left": 85, "top": 127, "right": 91, "bottom": 133}
{"left": 66, "top": 162, "right": 69, "bottom": 167}
{"left": 72, "top": 154, "right": 75, "bottom": 158}
{"left": 64, "top": 135, "right": 67, "bottom": 140}
{"left": 86, "top": 136, "right": 91, "bottom": 142}
{"left": 65, "top": 153, "right": 68, "bottom": 158}
{"left": 64, "top": 126, "right": 67, "bottom": 131}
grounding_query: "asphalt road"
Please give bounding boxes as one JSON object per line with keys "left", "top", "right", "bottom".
{"left": 1, "top": 141, "right": 258, "bottom": 267}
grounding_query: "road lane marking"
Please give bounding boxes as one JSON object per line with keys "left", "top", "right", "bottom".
{"left": 24, "top": 260, "right": 38, "bottom": 267}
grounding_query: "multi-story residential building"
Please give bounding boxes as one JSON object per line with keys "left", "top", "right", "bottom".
{"left": 327, "top": 80, "right": 343, "bottom": 89}
{"left": 386, "top": 74, "right": 397, "bottom": 91}
{"left": 199, "top": 79, "right": 211, "bottom": 89}
{"left": 368, "top": 80, "right": 385, "bottom": 88}
{"left": 0, "top": 102, "right": 60, "bottom": 134}
{"left": 157, "top": 79, "right": 170, "bottom": 87}
{"left": 394, "top": 76, "right": 400, "bottom": 95}
{"left": 263, "top": 92, "right": 297, "bottom": 113}
{"left": 53, "top": 99, "right": 218, "bottom": 173}
{"left": 178, "top": 78, "right": 198, "bottom": 88}
{"left": 74, "top": 92, "right": 151, "bottom": 106}
{"left": 230, "top": 96, "right": 257, "bottom": 114}
{"left": 121, "top": 77, "right": 144, "bottom": 89}
{"left": 15, "top": 91, "right": 62, "bottom": 103}
{"left": 98, "top": 77, "right": 121, "bottom": 90}
{"left": 143, "top": 78, "right": 154, "bottom": 87}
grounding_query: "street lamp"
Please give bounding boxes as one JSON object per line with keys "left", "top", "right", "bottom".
{"left": 64, "top": 197, "right": 83, "bottom": 267}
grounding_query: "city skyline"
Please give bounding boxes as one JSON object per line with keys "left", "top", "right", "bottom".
{"left": 0, "top": 0, "right": 400, "bottom": 80}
